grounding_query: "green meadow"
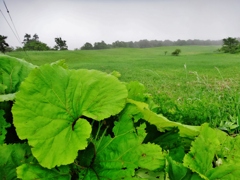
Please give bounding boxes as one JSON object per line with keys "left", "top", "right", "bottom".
{"left": 7, "top": 46, "right": 240, "bottom": 130}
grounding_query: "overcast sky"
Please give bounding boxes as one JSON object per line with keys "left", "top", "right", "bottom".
{"left": 1, "top": 0, "right": 240, "bottom": 49}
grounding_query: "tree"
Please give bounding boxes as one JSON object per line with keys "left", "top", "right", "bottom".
{"left": 112, "top": 41, "right": 127, "bottom": 48}
{"left": 15, "top": 46, "right": 23, "bottom": 51}
{"left": 22, "top": 33, "right": 50, "bottom": 51}
{"left": 172, "top": 49, "right": 181, "bottom": 56}
{"left": 23, "top": 33, "right": 31, "bottom": 44}
{"left": 0, "top": 35, "right": 9, "bottom": 53}
{"left": 33, "top": 34, "right": 39, "bottom": 41}
{"left": 54, "top": 37, "right": 68, "bottom": 50}
{"left": 53, "top": 45, "right": 59, "bottom": 51}
{"left": 94, "top": 41, "right": 109, "bottom": 49}
{"left": 4, "top": 46, "right": 14, "bottom": 52}
{"left": 221, "top": 37, "right": 240, "bottom": 54}
{"left": 23, "top": 40, "right": 50, "bottom": 51}
{"left": 81, "top": 42, "right": 93, "bottom": 50}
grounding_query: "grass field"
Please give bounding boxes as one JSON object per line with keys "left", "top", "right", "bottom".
{"left": 7, "top": 46, "right": 240, "bottom": 130}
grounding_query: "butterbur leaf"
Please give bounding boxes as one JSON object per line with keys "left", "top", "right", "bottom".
{"left": 183, "top": 124, "right": 220, "bottom": 179}
{"left": 110, "top": 70, "right": 121, "bottom": 78}
{"left": 50, "top": 59, "right": 68, "bottom": 69}
{"left": 17, "top": 164, "right": 70, "bottom": 180}
{"left": 182, "top": 171, "right": 203, "bottom": 180}
{"left": 0, "top": 84, "right": 7, "bottom": 94}
{"left": 128, "top": 99, "right": 200, "bottom": 138}
{"left": 13, "top": 64, "right": 128, "bottom": 168}
{"left": 183, "top": 123, "right": 240, "bottom": 179}
{"left": 0, "top": 109, "right": 10, "bottom": 144}
{"left": 206, "top": 164, "right": 240, "bottom": 180}
{"left": 83, "top": 105, "right": 165, "bottom": 179}
{"left": 168, "top": 146, "right": 185, "bottom": 163}
{"left": 166, "top": 156, "right": 203, "bottom": 180}
{"left": 127, "top": 81, "right": 159, "bottom": 111}
{"left": 135, "top": 169, "right": 165, "bottom": 180}
{"left": 127, "top": 81, "right": 146, "bottom": 101}
{"left": 138, "top": 143, "right": 166, "bottom": 171}
{"left": 166, "top": 156, "right": 188, "bottom": 180}
{"left": 0, "top": 55, "right": 35, "bottom": 94}
{"left": 215, "top": 131, "right": 240, "bottom": 165}
{"left": 0, "top": 143, "right": 33, "bottom": 180}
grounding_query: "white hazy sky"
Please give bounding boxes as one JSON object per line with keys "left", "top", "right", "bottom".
{"left": 1, "top": 0, "right": 240, "bottom": 50}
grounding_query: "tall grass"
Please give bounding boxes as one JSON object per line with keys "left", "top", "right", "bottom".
{"left": 155, "top": 65, "right": 240, "bottom": 133}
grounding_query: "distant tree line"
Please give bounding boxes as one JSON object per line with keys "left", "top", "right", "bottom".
{"left": 80, "top": 39, "right": 225, "bottom": 50}
{"left": 1, "top": 33, "right": 68, "bottom": 52}
{"left": 1, "top": 34, "right": 240, "bottom": 53}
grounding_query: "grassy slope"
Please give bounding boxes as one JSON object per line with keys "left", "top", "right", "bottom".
{"left": 6, "top": 46, "right": 240, "bottom": 127}
{"left": 8, "top": 45, "right": 240, "bottom": 93}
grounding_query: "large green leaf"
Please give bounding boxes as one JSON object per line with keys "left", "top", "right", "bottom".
{"left": 135, "top": 169, "right": 165, "bottom": 180}
{"left": 183, "top": 123, "right": 240, "bottom": 179}
{"left": 0, "top": 109, "right": 10, "bottom": 144}
{"left": 17, "top": 164, "right": 70, "bottom": 180}
{"left": 128, "top": 99, "right": 200, "bottom": 138}
{"left": 0, "top": 143, "right": 33, "bottom": 180}
{"left": 0, "top": 54, "right": 35, "bottom": 96}
{"left": 126, "top": 81, "right": 159, "bottom": 111}
{"left": 12, "top": 64, "right": 128, "bottom": 168}
{"left": 166, "top": 156, "right": 203, "bottom": 180}
{"left": 80, "top": 105, "right": 165, "bottom": 179}
{"left": 127, "top": 81, "right": 146, "bottom": 102}
{"left": 167, "top": 156, "right": 189, "bottom": 180}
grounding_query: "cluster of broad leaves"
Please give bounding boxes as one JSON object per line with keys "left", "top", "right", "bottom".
{"left": 1, "top": 54, "right": 240, "bottom": 179}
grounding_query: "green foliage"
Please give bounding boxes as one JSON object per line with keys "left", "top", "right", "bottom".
{"left": 6, "top": 46, "right": 240, "bottom": 129}
{"left": 22, "top": 33, "right": 50, "bottom": 51}
{"left": 155, "top": 74, "right": 240, "bottom": 133}
{"left": 12, "top": 64, "right": 127, "bottom": 168}
{"left": 172, "top": 48, "right": 181, "bottom": 56}
{"left": 184, "top": 124, "right": 240, "bottom": 179}
{"left": 94, "top": 41, "right": 109, "bottom": 50}
{"left": 4, "top": 46, "right": 14, "bottom": 53}
{"left": 0, "top": 110, "right": 10, "bottom": 144}
{"left": 0, "top": 55, "right": 35, "bottom": 143}
{"left": 83, "top": 39, "right": 222, "bottom": 49}
{"left": 0, "top": 54, "right": 35, "bottom": 95}
{"left": 23, "top": 40, "right": 50, "bottom": 51}
{"left": 128, "top": 99, "right": 200, "bottom": 138}
{"left": 23, "top": 33, "right": 31, "bottom": 43}
{"left": 166, "top": 156, "right": 202, "bottom": 180}
{"left": 0, "top": 35, "right": 9, "bottom": 54}
{"left": 81, "top": 42, "right": 93, "bottom": 50}
{"left": 17, "top": 164, "right": 70, "bottom": 180}
{"left": 54, "top": 37, "right": 68, "bottom": 50}
{"left": 0, "top": 143, "right": 33, "bottom": 179}
{"left": 135, "top": 169, "right": 165, "bottom": 179}
{"left": 78, "top": 105, "right": 165, "bottom": 179}
{"left": 221, "top": 37, "right": 240, "bottom": 54}
{"left": 219, "top": 118, "right": 239, "bottom": 135}
{"left": 1, "top": 54, "right": 240, "bottom": 179}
